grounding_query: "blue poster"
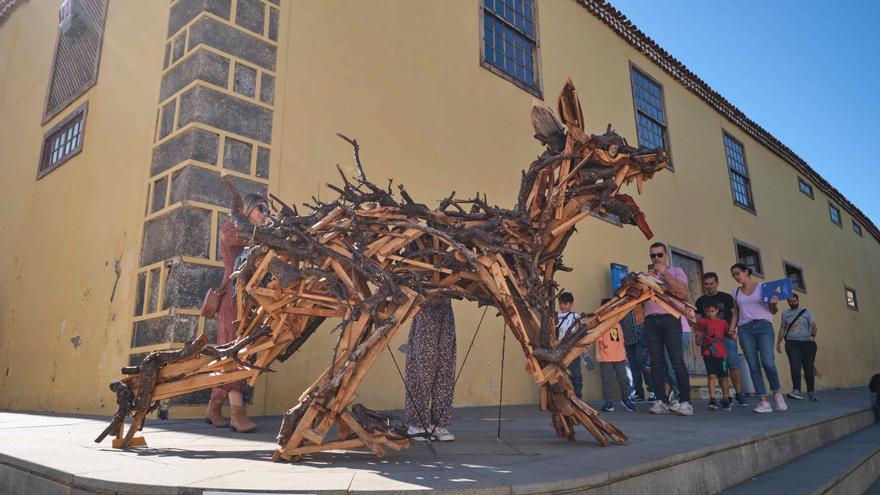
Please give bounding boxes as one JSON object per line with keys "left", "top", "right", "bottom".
{"left": 610, "top": 263, "right": 629, "bottom": 291}
{"left": 762, "top": 278, "right": 793, "bottom": 303}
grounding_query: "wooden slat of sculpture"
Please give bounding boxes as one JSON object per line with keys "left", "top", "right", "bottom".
{"left": 97, "top": 78, "right": 691, "bottom": 460}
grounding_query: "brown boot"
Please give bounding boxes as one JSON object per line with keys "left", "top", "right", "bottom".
{"left": 204, "top": 400, "right": 228, "bottom": 428}
{"left": 230, "top": 405, "right": 257, "bottom": 433}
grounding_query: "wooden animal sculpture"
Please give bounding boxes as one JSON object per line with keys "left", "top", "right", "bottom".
{"left": 97, "top": 79, "right": 693, "bottom": 461}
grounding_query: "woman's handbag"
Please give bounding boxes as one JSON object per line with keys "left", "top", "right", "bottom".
{"left": 200, "top": 279, "right": 230, "bottom": 319}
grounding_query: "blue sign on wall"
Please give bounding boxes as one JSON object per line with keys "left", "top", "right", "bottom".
{"left": 611, "top": 263, "right": 629, "bottom": 291}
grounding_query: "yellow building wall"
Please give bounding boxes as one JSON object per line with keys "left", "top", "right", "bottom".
{"left": 260, "top": 0, "right": 880, "bottom": 413}
{"left": 0, "top": 0, "right": 877, "bottom": 417}
{"left": 0, "top": 0, "right": 167, "bottom": 413}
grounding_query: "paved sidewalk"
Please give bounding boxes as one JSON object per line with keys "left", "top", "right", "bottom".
{"left": 0, "top": 388, "right": 871, "bottom": 494}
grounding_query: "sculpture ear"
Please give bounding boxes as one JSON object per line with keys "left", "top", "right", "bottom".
{"left": 556, "top": 78, "right": 584, "bottom": 131}
{"left": 530, "top": 99, "right": 566, "bottom": 153}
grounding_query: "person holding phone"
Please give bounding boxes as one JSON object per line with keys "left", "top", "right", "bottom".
{"left": 644, "top": 242, "right": 693, "bottom": 416}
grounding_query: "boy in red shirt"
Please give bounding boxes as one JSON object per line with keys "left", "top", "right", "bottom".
{"left": 694, "top": 301, "right": 732, "bottom": 411}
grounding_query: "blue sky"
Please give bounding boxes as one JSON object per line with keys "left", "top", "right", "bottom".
{"left": 608, "top": 0, "right": 880, "bottom": 226}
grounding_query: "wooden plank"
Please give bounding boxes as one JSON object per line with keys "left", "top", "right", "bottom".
{"left": 301, "top": 428, "right": 325, "bottom": 446}
{"left": 283, "top": 306, "right": 346, "bottom": 318}
{"left": 245, "top": 250, "right": 276, "bottom": 293}
{"left": 340, "top": 411, "right": 385, "bottom": 457}
{"left": 386, "top": 255, "right": 454, "bottom": 274}
{"left": 550, "top": 208, "right": 591, "bottom": 237}
{"left": 152, "top": 369, "right": 253, "bottom": 401}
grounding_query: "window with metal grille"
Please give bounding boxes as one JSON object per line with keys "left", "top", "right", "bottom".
{"left": 852, "top": 220, "right": 863, "bottom": 237}
{"left": 845, "top": 286, "right": 858, "bottom": 311}
{"left": 784, "top": 262, "right": 805, "bottom": 292}
{"left": 798, "top": 178, "right": 814, "bottom": 199}
{"left": 37, "top": 101, "right": 88, "bottom": 179}
{"left": 723, "top": 134, "right": 755, "bottom": 211}
{"left": 829, "top": 202, "right": 842, "bottom": 227}
{"left": 43, "top": 0, "right": 108, "bottom": 123}
{"left": 630, "top": 67, "right": 670, "bottom": 161}
{"left": 734, "top": 240, "right": 763, "bottom": 277}
{"left": 481, "top": 0, "right": 539, "bottom": 95}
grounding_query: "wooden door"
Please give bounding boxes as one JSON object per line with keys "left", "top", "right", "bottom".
{"left": 671, "top": 249, "right": 705, "bottom": 376}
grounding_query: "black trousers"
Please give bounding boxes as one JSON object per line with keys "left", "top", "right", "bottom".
{"left": 784, "top": 340, "right": 817, "bottom": 393}
{"left": 645, "top": 314, "right": 690, "bottom": 403}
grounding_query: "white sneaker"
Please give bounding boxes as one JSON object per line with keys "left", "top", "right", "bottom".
{"left": 753, "top": 400, "right": 773, "bottom": 413}
{"left": 432, "top": 426, "right": 455, "bottom": 442}
{"left": 407, "top": 425, "right": 429, "bottom": 441}
{"left": 676, "top": 401, "right": 694, "bottom": 416}
{"left": 773, "top": 393, "right": 788, "bottom": 411}
{"left": 669, "top": 400, "right": 681, "bottom": 412}
{"left": 649, "top": 401, "right": 671, "bottom": 414}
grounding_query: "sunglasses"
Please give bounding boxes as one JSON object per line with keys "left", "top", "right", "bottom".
{"left": 257, "top": 204, "right": 270, "bottom": 215}
{"left": 649, "top": 253, "right": 665, "bottom": 259}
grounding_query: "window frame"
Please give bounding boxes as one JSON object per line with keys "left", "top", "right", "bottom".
{"left": 722, "top": 132, "right": 756, "bottom": 213}
{"left": 479, "top": 0, "right": 543, "bottom": 98}
{"left": 37, "top": 100, "right": 89, "bottom": 180}
{"left": 828, "top": 201, "right": 842, "bottom": 227}
{"left": 852, "top": 219, "right": 863, "bottom": 237}
{"left": 844, "top": 285, "right": 858, "bottom": 311}
{"left": 797, "top": 177, "right": 814, "bottom": 199}
{"left": 733, "top": 238, "right": 764, "bottom": 278}
{"left": 783, "top": 260, "right": 806, "bottom": 293}
{"left": 629, "top": 63, "right": 673, "bottom": 169}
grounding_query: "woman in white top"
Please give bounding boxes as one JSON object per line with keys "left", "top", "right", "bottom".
{"left": 730, "top": 263, "right": 787, "bottom": 413}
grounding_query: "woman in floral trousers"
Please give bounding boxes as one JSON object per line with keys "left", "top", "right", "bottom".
{"left": 405, "top": 296, "right": 456, "bottom": 441}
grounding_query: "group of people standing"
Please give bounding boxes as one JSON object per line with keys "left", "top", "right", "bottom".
{"left": 564, "top": 242, "right": 821, "bottom": 417}
{"left": 204, "top": 196, "right": 821, "bottom": 436}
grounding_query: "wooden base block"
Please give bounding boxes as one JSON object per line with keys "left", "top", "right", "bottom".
{"left": 113, "top": 436, "right": 146, "bottom": 448}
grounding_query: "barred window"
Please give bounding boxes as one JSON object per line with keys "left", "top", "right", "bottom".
{"left": 37, "top": 101, "right": 88, "bottom": 179}
{"left": 845, "top": 286, "right": 858, "bottom": 311}
{"left": 630, "top": 67, "right": 670, "bottom": 159}
{"left": 735, "top": 240, "right": 762, "bottom": 277}
{"left": 43, "top": 0, "right": 108, "bottom": 123}
{"left": 829, "top": 202, "right": 842, "bottom": 227}
{"left": 723, "top": 134, "right": 755, "bottom": 211}
{"left": 784, "top": 262, "right": 805, "bottom": 292}
{"left": 481, "top": 0, "right": 539, "bottom": 94}
{"left": 853, "top": 220, "right": 863, "bottom": 237}
{"left": 798, "top": 178, "right": 814, "bottom": 199}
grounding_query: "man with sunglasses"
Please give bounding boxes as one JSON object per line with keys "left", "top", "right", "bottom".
{"left": 644, "top": 242, "right": 693, "bottom": 416}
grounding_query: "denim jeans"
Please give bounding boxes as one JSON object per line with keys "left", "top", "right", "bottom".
{"left": 739, "top": 319, "right": 781, "bottom": 395}
{"left": 625, "top": 340, "right": 648, "bottom": 398}
{"left": 645, "top": 314, "right": 690, "bottom": 403}
{"left": 568, "top": 360, "right": 583, "bottom": 399}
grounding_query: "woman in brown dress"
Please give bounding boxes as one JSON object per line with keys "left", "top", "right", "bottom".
{"left": 204, "top": 193, "right": 269, "bottom": 432}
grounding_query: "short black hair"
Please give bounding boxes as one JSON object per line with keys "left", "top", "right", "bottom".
{"left": 703, "top": 300, "right": 720, "bottom": 310}
{"left": 703, "top": 272, "right": 719, "bottom": 282}
{"left": 558, "top": 292, "right": 574, "bottom": 304}
{"left": 649, "top": 242, "right": 668, "bottom": 253}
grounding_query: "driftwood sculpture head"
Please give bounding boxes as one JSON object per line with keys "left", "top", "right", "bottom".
{"left": 99, "top": 79, "right": 689, "bottom": 461}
